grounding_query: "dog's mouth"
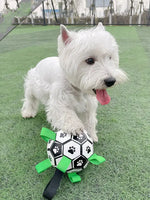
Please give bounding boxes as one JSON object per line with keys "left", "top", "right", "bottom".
{"left": 93, "top": 89, "right": 111, "bottom": 105}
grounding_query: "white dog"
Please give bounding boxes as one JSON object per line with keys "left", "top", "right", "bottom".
{"left": 21, "top": 23, "right": 127, "bottom": 142}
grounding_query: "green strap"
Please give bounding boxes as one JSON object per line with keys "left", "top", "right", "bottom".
{"left": 35, "top": 159, "right": 52, "bottom": 174}
{"left": 88, "top": 153, "right": 106, "bottom": 165}
{"left": 40, "top": 127, "right": 56, "bottom": 142}
{"left": 56, "top": 156, "right": 71, "bottom": 173}
{"left": 68, "top": 172, "right": 81, "bottom": 183}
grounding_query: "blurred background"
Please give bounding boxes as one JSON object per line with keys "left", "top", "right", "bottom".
{"left": 1, "top": 1, "right": 150, "bottom": 200}
{"left": 0, "top": 0, "right": 150, "bottom": 26}
{"left": 1, "top": 0, "right": 150, "bottom": 40}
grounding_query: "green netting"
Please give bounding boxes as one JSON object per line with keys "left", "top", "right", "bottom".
{"left": 0, "top": 0, "right": 44, "bottom": 41}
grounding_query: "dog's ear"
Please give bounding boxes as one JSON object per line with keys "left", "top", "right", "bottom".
{"left": 96, "top": 22, "right": 105, "bottom": 31}
{"left": 60, "top": 24, "right": 71, "bottom": 45}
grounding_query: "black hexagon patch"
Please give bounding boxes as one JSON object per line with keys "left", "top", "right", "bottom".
{"left": 50, "top": 141, "right": 62, "bottom": 158}
{"left": 73, "top": 156, "right": 88, "bottom": 169}
{"left": 73, "top": 132, "right": 87, "bottom": 144}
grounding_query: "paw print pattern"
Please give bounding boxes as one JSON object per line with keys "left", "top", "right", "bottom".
{"left": 86, "top": 146, "right": 91, "bottom": 154}
{"left": 73, "top": 132, "right": 87, "bottom": 144}
{"left": 76, "top": 134, "right": 84, "bottom": 140}
{"left": 64, "top": 141, "right": 80, "bottom": 159}
{"left": 60, "top": 132, "right": 67, "bottom": 138}
{"left": 82, "top": 141, "right": 93, "bottom": 159}
{"left": 76, "top": 160, "right": 83, "bottom": 167}
{"left": 68, "top": 146, "right": 76, "bottom": 154}
{"left": 73, "top": 156, "right": 87, "bottom": 169}
{"left": 53, "top": 146, "right": 59, "bottom": 154}
{"left": 50, "top": 142, "right": 62, "bottom": 158}
{"left": 56, "top": 130, "right": 71, "bottom": 143}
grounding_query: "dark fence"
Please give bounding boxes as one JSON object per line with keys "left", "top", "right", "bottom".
{"left": 13, "top": 10, "right": 150, "bottom": 26}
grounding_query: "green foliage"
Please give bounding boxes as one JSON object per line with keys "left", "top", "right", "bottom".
{"left": 0, "top": 25, "right": 150, "bottom": 200}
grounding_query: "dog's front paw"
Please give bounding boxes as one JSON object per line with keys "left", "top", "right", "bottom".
{"left": 71, "top": 127, "right": 84, "bottom": 136}
{"left": 91, "top": 134, "right": 98, "bottom": 143}
{"left": 21, "top": 109, "right": 37, "bottom": 118}
{"left": 63, "top": 123, "right": 84, "bottom": 136}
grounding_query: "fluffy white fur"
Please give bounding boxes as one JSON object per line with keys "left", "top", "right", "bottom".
{"left": 21, "top": 23, "right": 127, "bottom": 142}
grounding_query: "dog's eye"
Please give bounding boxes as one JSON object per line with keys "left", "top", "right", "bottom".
{"left": 109, "top": 56, "right": 112, "bottom": 60}
{"left": 85, "top": 58, "right": 95, "bottom": 65}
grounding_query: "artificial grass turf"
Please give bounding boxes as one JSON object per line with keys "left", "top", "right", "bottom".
{"left": 0, "top": 25, "right": 150, "bottom": 200}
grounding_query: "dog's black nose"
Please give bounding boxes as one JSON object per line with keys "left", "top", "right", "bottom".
{"left": 104, "top": 77, "right": 116, "bottom": 87}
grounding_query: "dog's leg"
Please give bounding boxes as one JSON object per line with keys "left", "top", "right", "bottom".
{"left": 46, "top": 99, "right": 84, "bottom": 135}
{"left": 21, "top": 87, "right": 39, "bottom": 118}
{"left": 78, "top": 97, "right": 98, "bottom": 142}
{"left": 79, "top": 111, "right": 98, "bottom": 142}
{"left": 87, "top": 112, "right": 98, "bottom": 142}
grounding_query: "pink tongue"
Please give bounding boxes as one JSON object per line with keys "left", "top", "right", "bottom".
{"left": 96, "top": 89, "right": 111, "bottom": 105}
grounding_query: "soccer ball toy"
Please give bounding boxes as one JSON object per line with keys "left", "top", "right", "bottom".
{"left": 47, "top": 129, "right": 94, "bottom": 173}
{"left": 35, "top": 128, "right": 105, "bottom": 200}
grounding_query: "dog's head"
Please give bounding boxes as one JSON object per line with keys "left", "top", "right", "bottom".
{"left": 58, "top": 23, "right": 127, "bottom": 105}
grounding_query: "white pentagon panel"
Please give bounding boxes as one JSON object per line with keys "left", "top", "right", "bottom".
{"left": 82, "top": 141, "right": 93, "bottom": 159}
{"left": 64, "top": 141, "right": 80, "bottom": 160}
{"left": 56, "top": 130, "right": 71, "bottom": 144}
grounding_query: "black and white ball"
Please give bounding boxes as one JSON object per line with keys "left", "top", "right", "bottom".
{"left": 47, "top": 130, "right": 93, "bottom": 173}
